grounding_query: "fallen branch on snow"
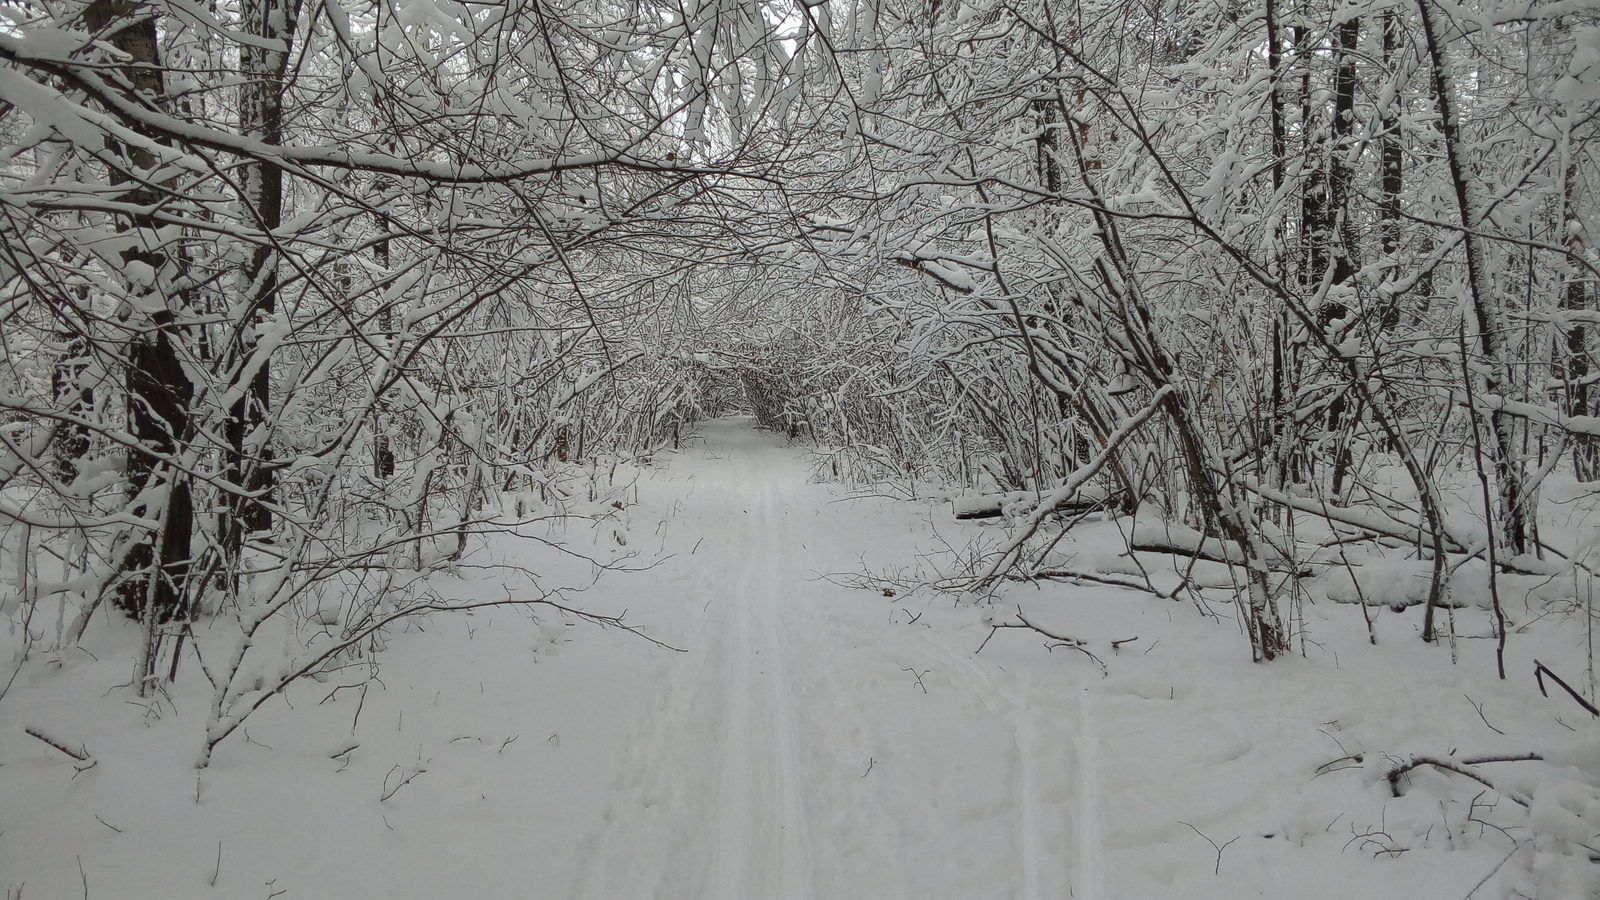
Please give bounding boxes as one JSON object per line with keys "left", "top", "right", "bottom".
{"left": 975, "top": 606, "right": 1108, "bottom": 675}
{"left": 1534, "top": 659, "right": 1600, "bottom": 717}
{"left": 1129, "top": 521, "right": 1310, "bottom": 576}
{"left": 197, "top": 587, "right": 684, "bottom": 769}
{"left": 26, "top": 727, "right": 95, "bottom": 770}
{"left": 1384, "top": 753, "right": 1543, "bottom": 806}
{"left": 969, "top": 386, "right": 1172, "bottom": 592}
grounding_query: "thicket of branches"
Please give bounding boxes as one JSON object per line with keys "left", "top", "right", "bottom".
{"left": 0, "top": 0, "right": 1595, "bottom": 765}
{"left": 0, "top": 0, "right": 839, "bottom": 761}
{"left": 746, "top": 0, "right": 1599, "bottom": 665}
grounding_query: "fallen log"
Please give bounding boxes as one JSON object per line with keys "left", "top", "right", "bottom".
{"left": 953, "top": 487, "right": 1109, "bottom": 521}
{"left": 1129, "top": 520, "right": 1310, "bottom": 575}
{"left": 952, "top": 495, "right": 1006, "bottom": 520}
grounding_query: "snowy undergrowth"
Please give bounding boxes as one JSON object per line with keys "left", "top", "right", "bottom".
{"left": 4, "top": 420, "right": 1599, "bottom": 899}
{"left": 940, "top": 466, "right": 1600, "bottom": 900}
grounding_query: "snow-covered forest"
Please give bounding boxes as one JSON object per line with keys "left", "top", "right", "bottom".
{"left": 0, "top": 0, "right": 1597, "bottom": 894}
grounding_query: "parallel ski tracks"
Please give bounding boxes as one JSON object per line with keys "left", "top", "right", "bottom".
{"left": 581, "top": 428, "right": 821, "bottom": 900}
{"left": 706, "top": 475, "right": 816, "bottom": 900}
{"left": 914, "top": 631, "right": 1104, "bottom": 900}
{"left": 580, "top": 422, "right": 1100, "bottom": 900}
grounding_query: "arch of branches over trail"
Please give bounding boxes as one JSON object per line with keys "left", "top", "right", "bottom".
{"left": 0, "top": 0, "right": 864, "bottom": 764}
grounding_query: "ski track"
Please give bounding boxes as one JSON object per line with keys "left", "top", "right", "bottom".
{"left": 1076, "top": 688, "right": 1102, "bottom": 900}
{"left": 707, "top": 451, "right": 815, "bottom": 900}
{"left": 757, "top": 481, "right": 818, "bottom": 900}
{"left": 583, "top": 420, "right": 1089, "bottom": 899}
{"left": 915, "top": 629, "right": 1100, "bottom": 900}
{"left": 582, "top": 424, "right": 830, "bottom": 899}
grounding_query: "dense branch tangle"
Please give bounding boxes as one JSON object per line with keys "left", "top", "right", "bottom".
{"left": 0, "top": 0, "right": 1594, "bottom": 778}
{"left": 757, "top": 0, "right": 1598, "bottom": 661}
{"left": 0, "top": 0, "right": 850, "bottom": 757}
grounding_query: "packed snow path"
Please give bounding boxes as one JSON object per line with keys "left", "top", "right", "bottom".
{"left": 579, "top": 419, "right": 1100, "bottom": 900}
{"left": 638, "top": 425, "right": 816, "bottom": 900}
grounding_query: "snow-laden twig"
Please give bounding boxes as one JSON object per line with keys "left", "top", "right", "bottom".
{"left": 25, "top": 727, "right": 93, "bottom": 767}
{"left": 1385, "top": 753, "right": 1544, "bottom": 806}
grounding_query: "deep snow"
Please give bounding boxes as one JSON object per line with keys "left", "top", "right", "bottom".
{"left": 3, "top": 418, "right": 1598, "bottom": 899}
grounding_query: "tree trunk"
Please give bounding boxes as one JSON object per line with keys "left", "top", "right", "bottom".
{"left": 225, "top": 0, "right": 300, "bottom": 550}
{"left": 373, "top": 209, "right": 396, "bottom": 478}
{"left": 50, "top": 327, "right": 93, "bottom": 485}
{"left": 84, "top": 0, "right": 196, "bottom": 624}
{"left": 1564, "top": 158, "right": 1596, "bottom": 480}
{"left": 1418, "top": 0, "right": 1530, "bottom": 556}
{"left": 1376, "top": 10, "right": 1404, "bottom": 332}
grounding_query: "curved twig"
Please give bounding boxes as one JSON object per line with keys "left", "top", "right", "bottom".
{"left": 1385, "top": 753, "right": 1543, "bottom": 806}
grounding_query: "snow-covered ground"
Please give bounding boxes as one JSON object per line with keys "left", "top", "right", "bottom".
{"left": 4, "top": 418, "right": 1598, "bottom": 898}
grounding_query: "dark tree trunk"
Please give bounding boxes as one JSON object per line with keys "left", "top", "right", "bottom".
{"left": 1418, "top": 0, "right": 1529, "bottom": 556}
{"left": 1376, "top": 11, "right": 1404, "bottom": 331}
{"left": 373, "top": 214, "right": 396, "bottom": 478}
{"left": 1565, "top": 159, "right": 1596, "bottom": 479}
{"left": 84, "top": 0, "right": 196, "bottom": 622}
{"left": 224, "top": 0, "right": 300, "bottom": 548}
{"left": 50, "top": 329, "right": 93, "bottom": 485}
{"left": 1323, "top": 17, "right": 1362, "bottom": 492}
{"left": 1306, "top": 17, "right": 1359, "bottom": 320}
{"left": 116, "top": 319, "right": 195, "bottom": 620}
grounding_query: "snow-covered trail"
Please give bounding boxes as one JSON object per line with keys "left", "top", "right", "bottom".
{"left": 564, "top": 420, "right": 1558, "bottom": 900}
{"left": 6, "top": 416, "right": 1534, "bottom": 900}
{"left": 697, "top": 430, "right": 814, "bottom": 900}
{"left": 580, "top": 418, "right": 1094, "bottom": 900}
{"left": 581, "top": 421, "right": 893, "bottom": 898}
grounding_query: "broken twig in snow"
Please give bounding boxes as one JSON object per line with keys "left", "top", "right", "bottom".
{"left": 976, "top": 606, "right": 1108, "bottom": 673}
{"left": 1178, "top": 821, "right": 1239, "bottom": 875}
{"left": 26, "top": 727, "right": 93, "bottom": 767}
{"left": 380, "top": 763, "right": 429, "bottom": 802}
{"left": 1463, "top": 695, "right": 1505, "bottom": 735}
{"left": 1534, "top": 659, "right": 1599, "bottom": 716}
{"left": 1385, "top": 753, "right": 1543, "bottom": 806}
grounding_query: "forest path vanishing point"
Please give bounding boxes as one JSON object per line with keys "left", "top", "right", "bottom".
{"left": 578, "top": 417, "right": 1101, "bottom": 900}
